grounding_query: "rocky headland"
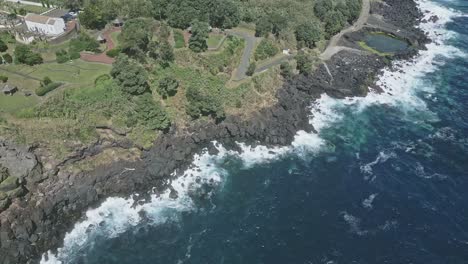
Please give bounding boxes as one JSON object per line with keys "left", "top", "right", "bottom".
{"left": 0, "top": 0, "right": 430, "bottom": 262}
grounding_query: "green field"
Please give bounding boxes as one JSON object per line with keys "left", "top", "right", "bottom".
{"left": 110, "top": 31, "right": 121, "bottom": 47}
{"left": 0, "top": 60, "right": 112, "bottom": 85}
{"left": 0, "top": 94, "right": 38, "bottom": 114}
{"left": 207, "top": 34, "right": 225, "bottom": 49}
{"left": 173, "top": 30, "right": 185, "bottom": 49}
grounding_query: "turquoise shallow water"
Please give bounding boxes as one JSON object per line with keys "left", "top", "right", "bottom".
{"left": 364, "top": 34, "right": 409, "bottom": 53}
{"left": 41, "top": 1, "right": 468, "bottom": 263}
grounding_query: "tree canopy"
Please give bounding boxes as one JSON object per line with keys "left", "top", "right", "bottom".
{"left": 111, "top": 54, "right": 149, "bottom": 95}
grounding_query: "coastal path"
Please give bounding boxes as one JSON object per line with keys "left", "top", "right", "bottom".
{"left": 320, "top": 0, "right": 370, "bottom": 60}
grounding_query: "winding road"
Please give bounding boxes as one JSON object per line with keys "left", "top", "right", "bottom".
{"left": 229, "top": 0, "right": 370, "bottom": 80}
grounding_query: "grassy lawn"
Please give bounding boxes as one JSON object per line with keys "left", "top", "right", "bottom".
{"left": 1, "top": 60, "right": 112, "bottom": 85}
{"left": 20, "top": 4, "right": 50, "bottom": 14}
{"left": 207, "top": 34, "right": 225, "bottom": 49}
{"left": 0, "top": 93, "right": 39, "bottom": 114}
{"left": 173, "top": 30, "right": 185, "bottom": 49}
{"left": 110, "top": 31, "right": 121, "bottom": 47}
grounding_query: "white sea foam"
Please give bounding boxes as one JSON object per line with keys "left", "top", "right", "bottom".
{"left": 41, "top": 1, "right": 464, "bottom": 262}
{"left": 362, "top": 193, "right": 379, "bottom": 209}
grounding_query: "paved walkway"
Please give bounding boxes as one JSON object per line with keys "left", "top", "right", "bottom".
{"left": 226, "top": 30, "right": 257, "bottom": 81}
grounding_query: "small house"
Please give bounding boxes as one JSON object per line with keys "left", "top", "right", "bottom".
{"left": 112, "top": 18, "right": 123, "bottom": 27}
{"left": 24, "top": 13, "right": 66, "bottom": 36}
{"left": 96, "top": 34, "right": 106, "bottom": 43}
{"left": 2, "top": 84, "right": 18, "bottom": 95}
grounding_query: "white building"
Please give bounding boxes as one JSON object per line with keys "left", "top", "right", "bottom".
{"left": 24, "top": 13, "right": 66, "bottom": 36}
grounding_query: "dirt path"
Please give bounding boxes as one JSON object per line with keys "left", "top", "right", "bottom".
{"left": 320, "top": 0, "right": 370, "bottom": 60}
{"left": 80, "top": 28, "right": 120, "bottom": 65}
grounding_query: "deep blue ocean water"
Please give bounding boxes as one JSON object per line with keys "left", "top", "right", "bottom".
{"left": 41, "top": 1, "right": 468, "bottom": 263}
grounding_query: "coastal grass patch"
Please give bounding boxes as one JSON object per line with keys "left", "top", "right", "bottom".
{"left": 0, "top": 94, "right": 38, "bottom": 114}
{"left": 8, "top": 60, "right": 112, "bottom": 85}
{"left": 358, "top": 41, "right": 392, "bottom": 56}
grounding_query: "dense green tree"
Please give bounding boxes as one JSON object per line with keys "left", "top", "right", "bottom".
{"left": 255, "top": 16, "right": 272, "bottom": 37}
{"left": 189, "top": 20, "right": 210, "bottom": 53}
{"left": 295, "top": 22, "right": 322, "bottom": 48}
{"left": 120, "top": 18, "right": 153, "bottom": 57}
{"left": 186, "top": 85, "right": 225, "bottom": 121}
{"left": 314, "top": 0, "right": 334, "bottom": 20}
{"left": 0, "top": 39, "right": 8, "bottom": 52}
{"left": 157, "top": 77, "right": 179, "bottom": 98}
{"left": 295, "top": 52, "right": 312, "bottom": 75}
{"left": 79, "top": 4, "right": 106, "bottom": 29}
{"left": 111, "top": 54, "right": 149, "bottom": 95}
{"left": 324, "top": 11, "right": 346, "bottom": 37}
{"left": 62, "top": 0, "right": 83, "bottom": 10}
{"left": 346, "top": 0, "right": 362, "bottom": 23}
{"left": 150, "top": 0, "right": 170, "bottom": 20}
{"left": 254, "top": 39, "right": 278, "bottom": 61}
{"left": 159, "top": 40, "right": 174, "bottom": 65}
{"left": 208, "top": 0, "right": 240, "bottom": 29}
{"left": 14, "top": 45, "right": 43, "bottom": 65}
{"left": 132, "top": 95, "right": 171, "bottom": 131}
{"left": 270, "top": 12, "right": 288, "bottom": 36}
{"left": 166, "top": 0, "right": 201, "bottom": 29}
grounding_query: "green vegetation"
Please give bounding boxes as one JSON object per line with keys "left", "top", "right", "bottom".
{"left": 14, "top": 45, "right": 43, "bottom": 66}
{"left": 207, "top": 34, "right": 224, "bottom": 49}
{"left": 296, "top": 51, "right": 313, "bottom": 75}
{"left": 0, "top": 94, "right": 38, "bottom": 114}
{"left": 157, "top": 77, "right": 179, "bottom": 98}
{"left": 189, "top": 20, "right": 210, "bottom": 53}
{"left": 186, "top": 84, "right": 225, "bottom": 121}
{"left": 111, "top": 54, "right": 149, "bottom": 95}
{"left": 246, "top": 62, "right": 256, "bottom": 76}
{"left": 254, "top": 39, "right": 279, "bottom": 61}
{"left": 280, "top": 62, "right": 293, "bottom": 79}
{"left": 173, "top": 30, "right": 185, "bottom": 48}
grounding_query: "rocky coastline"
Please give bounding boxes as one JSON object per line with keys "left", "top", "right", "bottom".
{"left": 0, "top": 0, "right": 430, "bottom": 263}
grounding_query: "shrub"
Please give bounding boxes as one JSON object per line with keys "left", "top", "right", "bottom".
{"left": 280, "top": 62, "right": 293, "bottom": 79}
{"left": 254, "top": 39, "right": 278, "bottom": 61}
{"left": 246, "top": 62, "right": 256, "bottom": 76}
{"left": 2, "top": 54, "right": 12, "bottom": 64}
{"left": 36, "top": 82, "right": 62, "bottom": 96}
{"left": 42, "top": 76, "right": 52, "bottom": 86}
{"left": 131, "top": 95, "right": 171, "bottom": 131}
{"left": 94, "top": 74, "right": 111, "bottom": 84}
{"left": 0, "top": 75, "right": 8, "bottom": 83}
{"left": 106, "top": 47, "right": 121, "bottom": 58}
{"left": 157, "top": 77, "right": 179, "bottom": 98}
{"left": 186, "top": 85, "right": 225, "bottom": 121}
{"left": 56, "top": 50, "right": 69, "bottom": 63}
{"left": 0, "top": 40, "right": 8, "bottom": 52}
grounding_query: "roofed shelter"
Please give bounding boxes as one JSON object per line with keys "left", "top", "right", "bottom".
{"left": 2, "top": 84, "right": 18, "bottom": 95}
{"left": 112, "top": 18, "right": 123, "bottom": 27}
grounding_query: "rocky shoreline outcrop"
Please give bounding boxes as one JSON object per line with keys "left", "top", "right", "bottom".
{"left": 0, "top": 0, "right": 429, "bottom": 262}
